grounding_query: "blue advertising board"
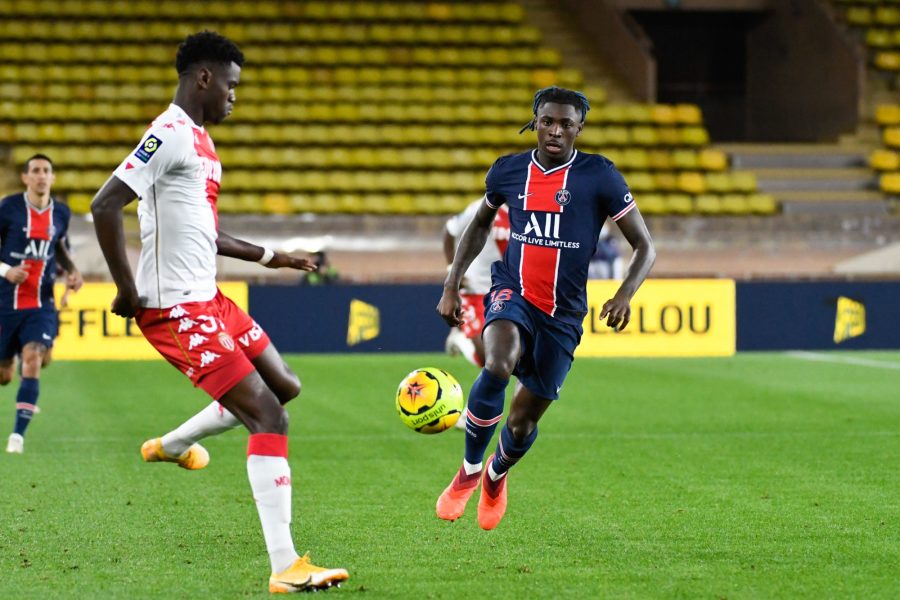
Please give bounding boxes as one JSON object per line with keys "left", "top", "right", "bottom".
{"left": 248, "top": 284, "right": 449, "bottom": 353}
{"left": 736, "top": 281, "right": 900, "bottom": 351}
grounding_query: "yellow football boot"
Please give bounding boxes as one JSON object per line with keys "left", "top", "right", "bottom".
{"left": 140, "top": 438, "right": 209, "bottom": 470}
{"left": 269, "top": 554, "right": 349, "bottom": 593}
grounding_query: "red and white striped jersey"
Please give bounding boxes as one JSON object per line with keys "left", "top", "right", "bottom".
{"left": 484, "top": 149, "right": 636, "bottom": 325}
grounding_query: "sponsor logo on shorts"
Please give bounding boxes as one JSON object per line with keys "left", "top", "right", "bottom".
{"left": 134, "top": 135, "right": 162, "bottom": 163}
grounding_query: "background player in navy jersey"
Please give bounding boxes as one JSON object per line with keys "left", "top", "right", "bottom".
{"left": 0, "top": 154, "right": 82, "bottom": 454}
{"left": 436, "top": 87, "right": 656, "bottom": 530}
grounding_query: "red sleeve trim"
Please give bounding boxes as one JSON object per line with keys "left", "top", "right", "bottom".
{"left": 611, "top": 201, "right": 637, "bottom": 221}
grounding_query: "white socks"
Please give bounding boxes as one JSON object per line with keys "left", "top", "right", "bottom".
{"left": 160, "top": 401, "right": 240, "bottom": 456}
{"left": 247, "top": 434, "right": 299, "bottom": 574}
{"left": 463, "top": 459, "right": 482, "bottom": 476}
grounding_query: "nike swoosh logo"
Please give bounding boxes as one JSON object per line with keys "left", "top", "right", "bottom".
{"left": 518, "top": 192, "right": 533, "bottom": 200}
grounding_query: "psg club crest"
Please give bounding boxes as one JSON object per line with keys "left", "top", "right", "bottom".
{"left": 555, "top": 189, "right": 571, "bottom": 206}
{"left": 490, "top": 300, "right": 506, "bottom": 313}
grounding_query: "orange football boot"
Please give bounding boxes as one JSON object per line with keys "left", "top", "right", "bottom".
{"left": 436, "top": 465, "right": 481, "bottom": 521}
{"left": 477, "top": 455, "right": 508, "bottom": 530}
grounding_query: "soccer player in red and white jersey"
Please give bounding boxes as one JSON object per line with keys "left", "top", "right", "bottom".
{"left": 90, "top": 31, "right": 348, "bottom": 593}
{"left": 435, "top": 87, "right": 656, "bottom": 530}
{"left": 442, "top": 198, "right": 510, "bottom": 369}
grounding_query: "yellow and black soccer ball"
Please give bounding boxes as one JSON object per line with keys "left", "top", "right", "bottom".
{"left": 395, "top": 367, "right": 464, "bottom": 434}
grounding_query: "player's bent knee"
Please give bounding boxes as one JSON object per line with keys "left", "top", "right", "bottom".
{"left": 483, "top": 359, "right": 516, "bottom": 380}
{"left": 0, "top": 371, "right": 12, "bottom": 386}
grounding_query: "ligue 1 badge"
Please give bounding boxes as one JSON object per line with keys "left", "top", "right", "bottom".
{"left": 555, "top": 189, "right": 571, "bottom": 206}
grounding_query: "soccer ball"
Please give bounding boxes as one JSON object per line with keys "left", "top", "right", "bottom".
{"left": 395, "top": 368, "right": 464, "bottom": 434}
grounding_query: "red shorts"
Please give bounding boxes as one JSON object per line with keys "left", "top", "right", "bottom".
{"left": 459, "top": 293, "right": 486, "bottom": 339}
{"left": 135, "top": 290, "right": 270, "bottom": 400}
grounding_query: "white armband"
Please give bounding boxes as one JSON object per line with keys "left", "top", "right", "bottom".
{"left": 257, "top": 247, "right": 275, "bottom": 266}
{"left": 0, "top": 263, "right": 11, "bottom": 278}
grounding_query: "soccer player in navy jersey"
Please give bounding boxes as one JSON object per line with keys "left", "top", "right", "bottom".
{"left": 436, "top": 87, "right": 656, "bottom": 530}
{"left": 0, "top": 154, "right": 83, "bottom": 454}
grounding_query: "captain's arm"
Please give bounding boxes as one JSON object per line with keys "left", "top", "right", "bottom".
{"left": 217, "top": 231, "right": 316, "bottom": 272}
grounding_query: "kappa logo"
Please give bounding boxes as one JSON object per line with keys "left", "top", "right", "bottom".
{"left": 188, "top": 333, "right": 208, "bottom": 350}
{"left": 218, "top": 331, "right": 235, "bottom": 352}
{"left": 177, "top": 317, "right": 197, "bottom": 333}
{"left": 199, "top": 350, "right": 221, "bottom": 368}
{"left": 133, "top": 135, "right": 162, "bottom": 163}
{"left": 169, "top": 305, "right": 189, "bottom": 319}
{"left": 555, "top": 189, "right": 571, "bottom": 206}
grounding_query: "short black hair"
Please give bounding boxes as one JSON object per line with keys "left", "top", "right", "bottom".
{"left": 22, "top": 153, "right": 53, "bottom": 173}
{"left": 175, "top": 31, "right": 245, "bottom": 76}
{"left": 519, "top": 86, "right": 591, "bottom": 133}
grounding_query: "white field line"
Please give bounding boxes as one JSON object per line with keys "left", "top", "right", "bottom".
{"left": 786, "top": 351, "right": 900, "bottom": 371}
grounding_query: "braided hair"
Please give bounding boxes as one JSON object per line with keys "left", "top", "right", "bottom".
{"left": 519, "top": 86, "right": 590, "bottom": 134}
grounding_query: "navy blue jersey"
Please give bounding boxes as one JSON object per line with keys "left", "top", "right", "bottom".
{"left": 0, "top": 194, "right": 70, "bottom": 312}
{"left": 485, "top": 149, "right": 636, "bottom": 326}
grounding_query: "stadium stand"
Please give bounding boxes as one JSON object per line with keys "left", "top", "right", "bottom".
{"left": 0, "top": 0, "right": 772, "bottom": 217}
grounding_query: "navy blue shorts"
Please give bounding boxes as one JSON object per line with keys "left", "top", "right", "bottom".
{"left": 483, "top": 286, "right": 582, "bottom": 400}
{"left": 0, "top": 309, "right": 58, "bottom": 360}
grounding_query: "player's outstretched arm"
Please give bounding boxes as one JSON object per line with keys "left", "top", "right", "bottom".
{"left": 600, "top": 209, "right": 656, "bottom": 332}
{"left": 437, "top": 199, "right": 496, "bottom": 327}
{"left": 91, "top": 175, "right": 140, "bottom": 318}
{"left": 55, "top": 237, "right": 84, "bottom": 308}
{"left": 216, "top": 230, "right": 316, "bottom": 271}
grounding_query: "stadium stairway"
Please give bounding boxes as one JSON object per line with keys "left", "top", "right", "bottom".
{"left": 516, "top": 0, "right": 633, "bottom": 103}
{"left": 721, "top": 143, "right": 887, "bottom": 214}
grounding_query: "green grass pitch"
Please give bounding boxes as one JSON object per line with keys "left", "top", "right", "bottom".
{"left": 1, "top": 351, "right": 898, "bottom": 599}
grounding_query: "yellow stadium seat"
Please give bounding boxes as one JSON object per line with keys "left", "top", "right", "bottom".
{"left": 647, "top": 150, "right": 674, "bottom": 171}
{"left": 881, "top": 126, "right": 900, "bottom": 148}
{"left": 671, "top": 149, "right": 698, "bottom": 170}
{"left": 636, "top": 193, "right": 665, "bottom": 215}
{"left": 874, "top": 51, "right": 900, "bottom": 71}
{"left": 649, "top": 104, "right": 676, "bottom": 125}
{"left": 677, "top": 172, "right": 707, "bottom": 195}
{"left": 653, "top": 172, "right": 678, "bottom": 192}
{"left": 694, "top": 194, "right": 723, "bottom": 215}
{"left": 680, "top": 127, "right": 710, "bottom": 146}
{"left": 880, "top": 173, "right": 900, "bottom": 194}
{"left": 870, "top": 149, "right": 900, "bottom": 171}
{"left": 875, "top": 104, "right": 900, "bottom": 126}
{"left": 664, "top": 194, "right": 693, "bottom": 215}
{"left": 698, "top": 148, "right": 729, "bottom": 171}
{"left": 721, "top": 194, "right": 751, "bottom": 215}
{"left": 626, "top": 172, "right": 655, "bottom": 193}
{"left": 746, "top": 194, "right": 778, "bottom": 215}
{"left": 674, "top": 104, "right": 702, "bottom": 125}
{"left": 731, "top": 171, "right": 758, "bottom": 193}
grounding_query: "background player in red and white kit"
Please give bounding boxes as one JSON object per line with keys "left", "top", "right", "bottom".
{"left": 90, "top": 31, "right": 347, "bottom": 593}
{"left": 436, "top": 87, "right": 656, "bottom": 530}
{"left": 0, "top": 154, "right": 82, "bottom": 454}
{"left": 442, "top": 198, "right": 510, "bottom": 368}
